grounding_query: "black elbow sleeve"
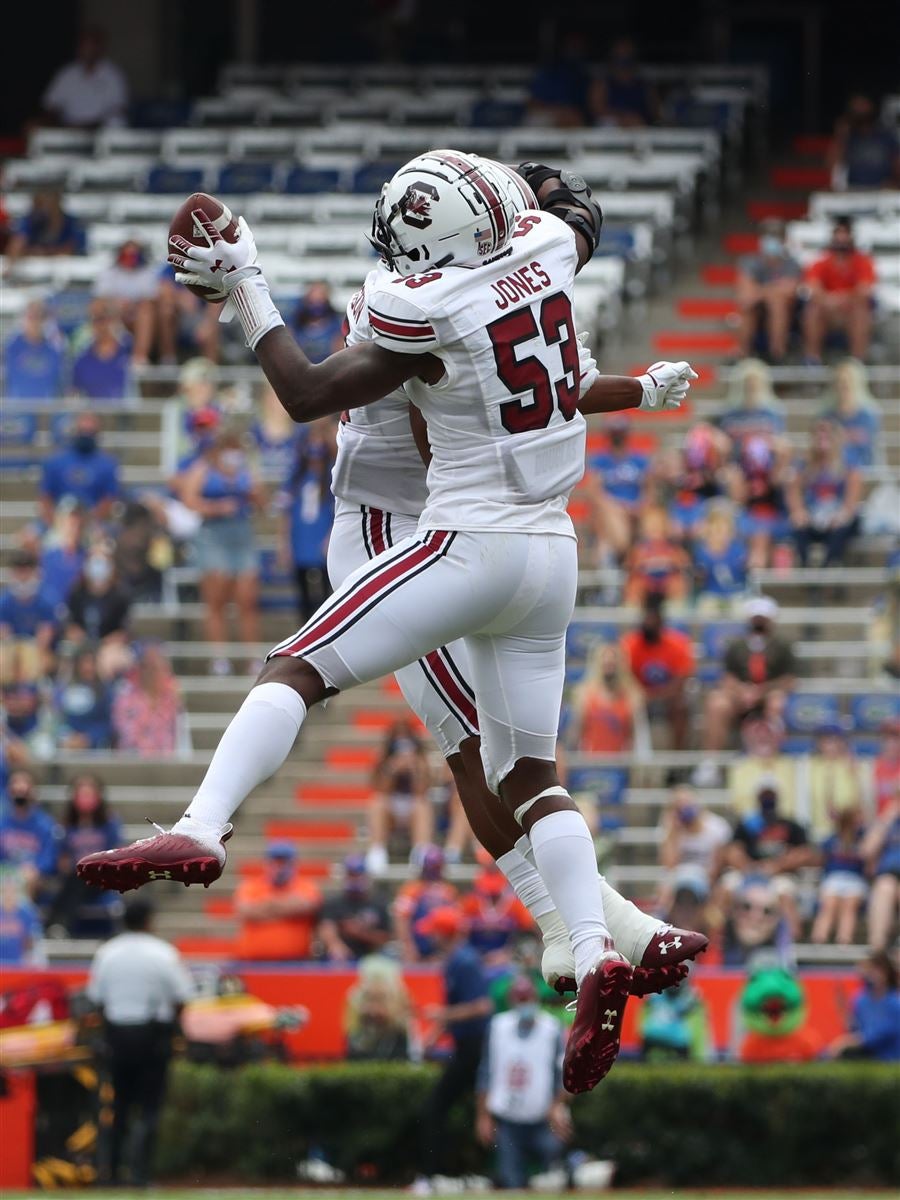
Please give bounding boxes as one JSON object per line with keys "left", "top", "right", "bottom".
{"left": 516, "top": 162, "right": 603, "bottom": 258}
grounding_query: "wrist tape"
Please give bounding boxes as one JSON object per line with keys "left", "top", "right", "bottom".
{"left": 230, "top": 274, "right": 285, "bottom": 350}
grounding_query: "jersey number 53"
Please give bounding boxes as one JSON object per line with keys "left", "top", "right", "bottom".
{"left": 487, "top": 292, "right": 579, "bottom": 435}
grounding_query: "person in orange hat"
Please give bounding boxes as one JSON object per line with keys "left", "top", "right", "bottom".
{"left": 412, "top": 905, "right": 493, "bottom": 1194}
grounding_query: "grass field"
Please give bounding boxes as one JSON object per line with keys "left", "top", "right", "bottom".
{"left": 3, "top": 1190, "right": 893, "bottom": 1198}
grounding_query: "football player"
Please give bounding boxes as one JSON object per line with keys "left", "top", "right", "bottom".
{"left": 80, "top": 152, "right": 697, "bottom": 1092}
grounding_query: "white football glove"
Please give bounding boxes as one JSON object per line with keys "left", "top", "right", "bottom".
{"left": 576, "top": 330, "right": 600, "bottom": 395}
{"left": 637, "top": 360, "right": 698, "bottom": 412}
{"left": 167, "top": 213, "right": 260, "bottom": 296}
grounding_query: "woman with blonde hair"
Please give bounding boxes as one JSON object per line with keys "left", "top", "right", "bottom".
{"left": 787, "top": 419, "right": 862, "bottom": 567}
{"left": 568, "top": 642, "right": 646, "bottom": 754}
{"left": 344, "top": 956, "right": 412, "bottom": 1061}
{"left": 822, "top": 358, "right": 882, "bottom": 468}
{"left": 719, "top": 359, "right": 785, "bottom": 448}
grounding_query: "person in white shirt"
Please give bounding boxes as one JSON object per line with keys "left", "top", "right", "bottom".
{"left": 42, "top": 28, "right": 128, "bottom": 129}
{"left": 657, "top": 784, "right": 731, "bottom": 915}
{"left": 476, "top": 975, "right": 571, "bottom": 1189}
{"left": 87, "top": 898, "right": 193, "bottom": 1187}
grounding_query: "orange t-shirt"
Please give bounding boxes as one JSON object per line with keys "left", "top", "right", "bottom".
{"left": 234, "top": 875, "right": 322, "bottom": 960}
{"left": 578, "top": 690, "right": 634, "bottom": 753}
{"left": 806, "top": 251, "right": 876, "bottom": 293}
{"left": 622, "top": 628, "right": 695, "bottom": 692}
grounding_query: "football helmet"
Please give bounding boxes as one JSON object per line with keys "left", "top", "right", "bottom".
{"left": 370, "top": 150, "right": 535, "bottom": 276}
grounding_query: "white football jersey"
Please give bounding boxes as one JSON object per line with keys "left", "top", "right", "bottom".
{"left": 366, "top": 210, "right": 586, "bottom": 537}
{"left": 330, "top": 267, "right": 429, "bottom": 516}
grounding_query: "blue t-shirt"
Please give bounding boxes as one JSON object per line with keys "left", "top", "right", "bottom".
{"left": 820, "top": 831, "right": 866, "bottom": 878}
{"left": 694, "top": 540, "right": 748, "bottom": 597}
{"left": 288, "top": 472, "right": 334, "bottom": 568}
{"left": 251, "top": 422, "right": 304, "bottom": 481}
{"left": 61, "top": 818, "right": 124, "bottom": 864}
{"left": 71, "top": 339, "right": 132, "bottom": 401}
{"left": 0, "top": 586, "right": 59, "bottom": 637}
{"left": 40, "top": 447, "right": 120, "bottom": 508}
{"left": 17, "top": 209, "right": 85, "bottom": 254}
{"left": 40, "top": 545, "right": 85, "bottom": 607}
{"left": 0, "top": 807, "right": 61, "bottom": 875}
{"left": 0, "top": 900, "right": 42, "bottom": 963}
{"left": 444, "top": 942, "right": 490, "bottom": 1045}
{"left": 719, "top": 407, "right": 785, "bottom": 446}
{"left": 588, "top": 450, "right": 649, "bottom": 508}
{"left": 292, "top": 314, "right": 343, "bottom": 365}
{"left": 201, "top": 465, "right": 254, "bottom": 520}
{"left": 844, "top": 128, "right": 900, "bottom": 188}
{"left": 852, "top": 988, "right": 900, "bottom": 1060}
{"left": 3, "top": 331, "right": 66, "bottom": 400}
{"left": 55, "top": 679, "right": 113, "bottom": 748}
{"left": 875, "top": 817, "right": 900, "bottom": 876}
{"left": 826, "top": 407, "right": 879, "bottom": 469}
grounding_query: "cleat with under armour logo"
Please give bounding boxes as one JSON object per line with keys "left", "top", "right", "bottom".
{"left": 562, "top": 953, "right": 633, "bottom": 1095}
{"left": 639, "top": 925, "right": 708, "bottom": 985}
{"left": 76, "top": 822, "right": 233, "bottom": 894}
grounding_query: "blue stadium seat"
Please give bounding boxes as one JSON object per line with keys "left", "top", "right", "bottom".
{"left": 595, "top": 227, "right": 637, "bottom": 258}
{"left": 565, "top": 621, "right": 619, "bottom": 663}
{"left": 567, "top": 766, "right": 628, "bottom": 808}
{"left": 284, "top": 166, "right": 342, "bottom": 194}
{"left": 850, "top": 692, "right": 900, "bottom": 732}
{"left": 217, "top": 162, "right": 276, "bottom": 195}
{"left": 0, "top": 412, "right": 39, "bottom": 467}
{"left": 470, "top": 100, "right": 526, "bottom": 127}
{"left": 784, "top": 693, "right": 841, "bottom": 734}
{"left": 351, "top": 161, "right": 403, "bottom": 195}
{"left": 146, "top": 166, "right": 205, "bottom": 194}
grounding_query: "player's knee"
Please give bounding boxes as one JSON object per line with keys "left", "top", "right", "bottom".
{"left": 256, "top": 655, "right": 333, "bottom": 706}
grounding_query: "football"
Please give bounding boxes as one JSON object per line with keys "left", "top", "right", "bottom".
{"left": 168, "top": 192, "right": 240, "bottom": 302}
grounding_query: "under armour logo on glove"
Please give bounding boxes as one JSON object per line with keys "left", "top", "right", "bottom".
{"left": 638, "top": 361, "right": 698, "bottom": 412}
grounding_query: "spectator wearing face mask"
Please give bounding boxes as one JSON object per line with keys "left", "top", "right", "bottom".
{"left": 47, "top": 774, "right": 123, "bottom": 938}
{"left": 111, "top": 644, "right": 182, "bottom": 757}
{"left": 695, "top": 596, "right": 796, "bottom": 785}
{"left": 65, "top": 545, "right": 131, "bottom": 647}
{"left": 803, "top": 218, "right": 877, "bottom": 364}
{"left": 39, "top": 412, "right": 120, "bottom": 526}
{"left": 735, "top": 220, "right": 803, "bottom": 363}
{"left": 180, "top": 431, "right": 263, "bottom": 676}
{"left": 589, "top": 36, "right": 659, "bottom": 128}
{"left": 234, "top": 841, "right": 322, "bottom": 961}
{"left": 828, "top": 951, "right": 900, "bottom": 1062}
{"left": 0, "top": 550, "right": 61, "bottom": 684}
{"left": 71, "top": 300, "right": 134, "bottom": 401}
{"left": 568, "top": 642, "right": 644, "bottom": 754}
{"left": 2, "top": 299, "right": 66, "bottom": 401}
{"left": 94, "top": 240, "right": 160, "bottom": 365}
{"left": 657, "top": 785, "right": 731, "bottom": 916}
{"left": 3, "top": 190, "right": 86, "bottom": 271}
{"left": 54, "top": 647, "right": 114, "bottom": 750}
{"left": 317, "top": 855, "right": 392, "bottom": 962}
{"left": 365, "top": 729, "right": 433, "bottom": 878}
{"left": 829, "top": 94, "right": 900, "bottom": 190}
{"left": 0, "top": 867, "right": 44, "bottom": 964}
{"left": 621, "top": 593, "right": 695, "bottom": 751}
{"left": 279, "top": 418, "right": 336, "bottom": 622}
{"left": 584, "top": 415, "right": 650, "bottom": 563}
{"left": 0, "top": 769, "right": 61, "bottom": 899}
{"left": 40, "top": 500, "right": 87, "bottom": 608}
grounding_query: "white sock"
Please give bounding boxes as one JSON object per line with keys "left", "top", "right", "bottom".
{"left": 598, "top": 878, "right": 663, "bottom": 964}
{"left": 528, "top": 806, "right": 613, "bottom": 985}
{"left": 174, "top": 682, "right": 306, "bottom": 838}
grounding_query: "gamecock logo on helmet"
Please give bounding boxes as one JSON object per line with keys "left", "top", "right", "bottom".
{"left": 399, "top": 181, "right": 439, "bottom": 229}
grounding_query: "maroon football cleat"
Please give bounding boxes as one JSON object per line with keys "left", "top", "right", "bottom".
{"left": 636, "top": 925, "right": 709, "bottom": 991}
{"left": 562, "top": 955, "right": 633, "bottom": 1095}
{"left": 77, "top": 822, "right": 233, "bottom": 894}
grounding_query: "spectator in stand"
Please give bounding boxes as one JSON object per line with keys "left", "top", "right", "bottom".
{"left": 114, "top": 500, "right": 169, "bottom": 603}
{"left": 279, "top": 418, "right": 336, "bottom": 622}
{"left": 413, "top": 906, "right": 492, "bottom": 1193}
{"left": 808, "top": 722, "right": 863, "bottom": 837}
{"left": 657, "top": 785, "right": 731, "bottom": 917}
{"left": 567, "top": 642, "right": 644, "bottom": 754}
{"left": 823, "top": 358, "right": 882, "bottom": 468}
{"left": 54, "top": 647, "right": 114, "bottom": 750}
{"left": 624, "top": 505, "right": 692, "bottom": 606}
{"left": 721, "top": 783, "right": 811, "bottom": 935}
{"left": 874, "top": 720, "right": 900, "bottom": 815}
{"left": 344, "top": 956, "right": 411, "bottom": 1061}
{"left": 0, "top": 550, "right": 60, "bottom": 684}
{"left": 0, "top": 769, "right": 60, "bottom": 898}
{"left": 177, "top": 357, "right": 222, "bottom": 433}
{"left": 462, "top": 854, "right": 532, "bottom": 970}
{"left": 2, "top": 300, "right": 66, "bottom": 401}
{"left": 621, "top": 593, "right": 695, "bottom": 751}
{"left": 0, "top": 867, "right": 44, "bottom": 964}
{"left": 233, "top": 841, "right": 322, "bottom": 961}
{"left": 180, "top": 430, "right": 263, "bottom": 677}
{"left": 829, "top": 951, "right": 900, "bottom": 1062}
{"left": 861, "top": 799, "right": 900, "bottom": 950}
{"left": 94, "top": 239, "right": 161, "bottom": 366}
{"left": 1, "top": 679, "right": 45, "bottom": 753}
{"left": 583, "top": 415, "right": 650, "bottom": 563}
{"left": 41, "top": 27, "right": 128, "bottom": 128}
{"left": 692, "top": 501, "right": 748, "bottom": 612}
{"left": 787, "top": 419, "right": 862, "bottom": 568}
{"left": 0, "top": 197, "right": 10, "bottom": 253}
{"left": 41, "top": 499, "right": 87, "bottom": 608}
{"left": 811, "top": 807, "right": 868, "bottom": 945}
{"left": 112, "top": 644, "right": 182, "bottom": 757}
{"left": 393, "top": 845, "right": 458, "bottom": 963}
{"left": 719, "top": 359, "right": 786, "bottom": 448}
{"left": 47, "top": 775, "right": 122, "bottom": 938}
{"left": 365, "top": 723, "right": 433, "bottom": 876}
{"left": 289, "top": 282, "right": 344, "bottom": 363}
{"left": 803, "top": 217, "right": 877, "bottom": 364}
{"left": 729, "top": 431, "right": 792, "bottom": 570}
{"left": 318, "top": 855, "right": 392, "bottom": 962}
{"left": 526, "top": 30, "right": 591, "bottom": 128}
{"left": 155, "top": 268, "right": 219, "bottom": 364}
{"left": 71, "top": 300, "right": 133, "bottom": 401}
{"left": 476, "top": 974, "right": 570, "bottom": 1191}
{"left": 729, "top": 714, "right": 796, "bottom": 818}
{"left": 251, "top": 381, "right": 304, "bottom": 480}
{"left": 696, "top": 596, "right": 796, "bottom": 783}
{"left": 667, "top": 424, "right": 733, "bottom": 538}
{"left": 735, "top": 219, "right": 803, "bottom": 362}
{"left": 3, "top": 190, "right": 86, "bottom": 269}
{"left": 589, "top": 36, "right": 659, "bottom": 127}
{"left": 66, "top": 544, "right": 131, "bottom": 648}
{"left": 39, "top": 412, "right": 120, "bottom": 526}
{"left": 829, "top": 94, "right": 900, "bottom": 189}
{"left": 721, "top": 875, "right": 793, "bottom": 969}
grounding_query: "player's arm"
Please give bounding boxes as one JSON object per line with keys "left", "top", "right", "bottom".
{"left": 516, "top": 162, "right": 603, "bottom": 272}
{"left": 575, "top": 330, "right": 697, "bottom": 415}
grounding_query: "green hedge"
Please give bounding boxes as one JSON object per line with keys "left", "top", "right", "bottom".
{"left": 156, "top": 1061, "right": 900, "bottom": 1187}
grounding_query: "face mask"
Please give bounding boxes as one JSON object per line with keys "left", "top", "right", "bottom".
{"left": 11, "top": 791, "right": 32, "bottom": 809}
{"left": 609, "top": 430, "right": 627, "bottom": 449}
{"left": 601, "top": 670, "right": 619, "bottom": 687}
{"left": 760, "top": 236, "right": 783, "bottom": 257}
{"left": 516, "top": 1003, "right": 539, "bottom": 1021}
{"left": 10, "top": 577, "right": 39, "bottom": 599}
{"left": 270, "top": 864, "right": 293, "bottom": 887}
{"left": 830, "top": 241, "right": 852, "bottom": 255}
{"left": 678, "top": 806, "right": 699, "bottom": 824}
{"left": 219, "top": 450, "right": 243, "bottom": 471}
{"left": 72, "top": 434, "right": 97, "bottom": 455}
{"left": 85, "top": 557, "right": 112, "bottom": 587}
{"left": 750, "top": 618, "right": 769, "bottom": 634}
{"left": 641, "top": 624, "right": 661, "bottom": 643}
{"left": 759, "top": 795, "right": 778, "bottom": 819}
{"left": 117, "top": 245, "right": 146, "bottom": 268}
